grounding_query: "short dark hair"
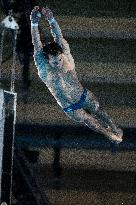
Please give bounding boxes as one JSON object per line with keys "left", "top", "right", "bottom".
{"left": 43, "top": 41, "right": 63, "bottom": 57}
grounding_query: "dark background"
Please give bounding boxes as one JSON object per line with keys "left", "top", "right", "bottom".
{"left": 0, "top": 0, "right": 136, "bottom": 204}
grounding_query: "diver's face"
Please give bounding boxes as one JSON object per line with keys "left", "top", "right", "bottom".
{"left": 48, "top": 53, "right": 64, "bottom": 68}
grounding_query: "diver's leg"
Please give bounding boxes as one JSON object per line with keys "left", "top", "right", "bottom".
{"left": 83, "top": 90, "right": 123, "bottom": 137}
{"left": 94, "top": 108, "right": 123, "bottom": 135}
{"left": 66, "top": 109, "right": 122, "bottom": 143}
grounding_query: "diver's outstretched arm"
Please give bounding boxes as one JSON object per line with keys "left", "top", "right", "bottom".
{"left": 30, "top": 7, "right": 49, "bottom": 82}
{"left": 42, "top": 7, "right": 63, "bottom": 47}
{"left": 30, "top": 6, "right": 43, "bottom": 52}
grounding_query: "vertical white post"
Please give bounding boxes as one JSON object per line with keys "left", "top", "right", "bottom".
{"left": 0, "top": 89, "right": 17, "bottom": 205}
{"left": 0, "top": 89, "right": 5, "bottom": 201}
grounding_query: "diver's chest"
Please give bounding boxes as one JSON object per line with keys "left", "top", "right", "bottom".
{"left": 46, "top": 69, "right": 70, "bottom": 83}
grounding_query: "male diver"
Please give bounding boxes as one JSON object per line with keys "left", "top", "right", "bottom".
{"left": 30, "top": 6, "right": 123, "bottom": 143}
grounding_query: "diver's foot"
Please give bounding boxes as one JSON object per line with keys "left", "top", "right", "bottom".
{"left": 107, "top": 130, "right": 123, "bottom": 144}
{"left": 110, "top": 133, "right": 122, "bottom": 144}
{"left": 116, "top": 128, "right": 123, "bottom": 137}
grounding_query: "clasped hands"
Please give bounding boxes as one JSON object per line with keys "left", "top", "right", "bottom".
{"left": 30, "top": 6, "right": 54, "bottom": 25}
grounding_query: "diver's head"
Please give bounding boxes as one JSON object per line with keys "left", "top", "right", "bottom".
{"left": 43, "top": 41, "right": 64, "bottom": 68}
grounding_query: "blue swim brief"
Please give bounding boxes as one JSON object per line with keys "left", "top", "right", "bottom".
{"left": 63, "top": 88, "right": 88, "bottom": 113}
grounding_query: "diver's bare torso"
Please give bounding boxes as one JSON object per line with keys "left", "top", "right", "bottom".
{"left": 43, "top": 56, "right": 84, "bottom": 108}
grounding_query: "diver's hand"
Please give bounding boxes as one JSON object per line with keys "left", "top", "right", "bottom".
{"left": 42, "top": 7, "right": 54, "bottom": 23}
{"left": 30, "top": 6, "right": 42, "bottom": 25}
